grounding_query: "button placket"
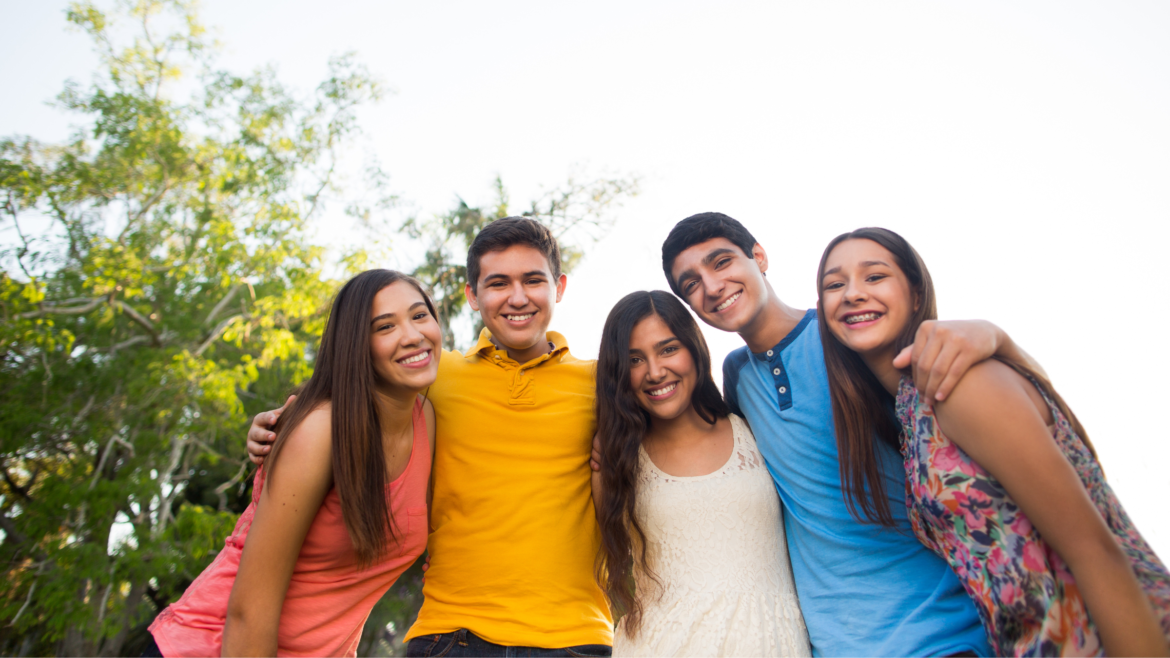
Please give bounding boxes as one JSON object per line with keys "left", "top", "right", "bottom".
{"left": 766, "top": 350, "right": 793, "bottom": 410}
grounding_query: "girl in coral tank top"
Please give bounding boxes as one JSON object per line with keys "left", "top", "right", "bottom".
{"left": 147, "top": 269, "right": 439, "bottom": 657}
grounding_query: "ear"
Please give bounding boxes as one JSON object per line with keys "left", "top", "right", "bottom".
{"left": 751, "top": 243, "right": 769, "bottom": 274}
{"left": 554, "top": 274, "right": 567, "bottom": 303}
{"left": 465, "top": 282, "right": 480, "bottom": 312}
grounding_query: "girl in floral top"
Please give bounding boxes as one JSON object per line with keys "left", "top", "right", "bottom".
{"left": 814, "top": 227, "right": 1170, "bottom": 657}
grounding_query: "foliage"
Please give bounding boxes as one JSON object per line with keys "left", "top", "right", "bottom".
{"left": 0, "top": 1, "right": 376, "bottom": 654}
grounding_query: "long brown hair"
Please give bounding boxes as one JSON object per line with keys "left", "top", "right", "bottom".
{"left": 594, "top": 290, "right": 730, "bottom": 635}
{"left": 816, "top": 227, "right": 1095, "bottom": 526}
{"left": 265, "top": 269, "right": 438, "bottom": 566}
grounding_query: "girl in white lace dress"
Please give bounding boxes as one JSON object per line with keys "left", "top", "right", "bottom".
{"left": 593, "top": 291, "right": 810, "bottom": 657}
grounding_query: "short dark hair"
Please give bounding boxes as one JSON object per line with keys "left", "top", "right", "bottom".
{"left": 466, "top": 216, "right": 562, "bottom": 293}
{"left": 660, "top": 212, "right": 759, "bottom": 295}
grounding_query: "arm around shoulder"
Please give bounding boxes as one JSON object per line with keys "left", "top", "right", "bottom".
{"left": 222, "top": 405, "right": 334, "bottom": 657}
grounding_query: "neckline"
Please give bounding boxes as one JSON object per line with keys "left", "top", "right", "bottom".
{"left": 751, "top": 308, "right": 816, "bottom": 360}
{"left": 638, "top": 415, "right": 741, "bottom": 482}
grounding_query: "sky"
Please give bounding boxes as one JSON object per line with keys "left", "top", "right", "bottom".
{"left": 3, "top": 2, "right": 1168, "bottom": 555}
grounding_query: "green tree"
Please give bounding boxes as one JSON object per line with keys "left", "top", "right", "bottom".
{"left": 0, "top": 1, "right": 376, "bottom": 653}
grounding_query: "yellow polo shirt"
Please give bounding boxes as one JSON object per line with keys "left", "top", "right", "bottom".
{"left": 405, "top": 329, "right": 612, "bottom": 648}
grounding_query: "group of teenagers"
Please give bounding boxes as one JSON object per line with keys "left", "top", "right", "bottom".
{"left": 144, "top": 212, "right": 1170, "bottom": 657}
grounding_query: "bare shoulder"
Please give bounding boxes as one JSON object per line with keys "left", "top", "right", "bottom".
{"left": 278, "top": 403, "right": 332, "bottom": 461}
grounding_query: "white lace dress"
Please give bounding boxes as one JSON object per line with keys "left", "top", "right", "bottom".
{"left": 613, "top": 414, "right": 811, "bottom": 657}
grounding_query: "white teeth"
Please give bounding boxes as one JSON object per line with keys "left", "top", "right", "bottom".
{"left": 648, "top": 383, "right": 677, "bottom": 397}
{"left": 399, "top": 351, "right": 429, "bottom": 364}
{"left": 845, "top": 312, "right": 881, "bottom": 325}
{"left": 715, "top": 293, "right": 741, "bottom": 311}
{"left": 505, "top": 314, "right": 534, "bottom": 322}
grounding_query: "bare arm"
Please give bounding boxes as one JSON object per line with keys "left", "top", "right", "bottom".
{"left": 893, "top": 319, "right": 1048, "bottom": 402}
{"left": 222, "top": 407, "right": 333, "bottom": 657}
{"left": 935, "top": 362, "right": 1167, "bottom": 657}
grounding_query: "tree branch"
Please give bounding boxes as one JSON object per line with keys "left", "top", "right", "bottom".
{"left": 113, "top": 301, "right": 160, "bottom": 342}
{"left": 204, "top": 284, "right": 242, "bottom": 326}
{"left": 16, "top": 297, "right": 105, "bottom": 320}
{"left": 194, "top": 314, "right": 241, "bottom": 357}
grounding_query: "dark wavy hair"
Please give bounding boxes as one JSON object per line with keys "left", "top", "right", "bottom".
{"left": 594, "top": 290, "right": 730, "bottom": 635}
{"left": 816, "top": 227, "right": 1096, "bottom": 526}
{"left": 266, "top": 269, "right": 438, "bottom": 566}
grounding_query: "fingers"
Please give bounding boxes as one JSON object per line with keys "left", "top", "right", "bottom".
{"left": 910, "top": 321, "right": 941, "bottom": 395}
{"left": 590, "top": 433, "right": 602, "bottom": 471}
{"left": 922, "top": 343, "right": 962, "bottom": 401}
{"left": 892, "top": 345, "right": 913, "bottom": 370}
{"left": 246, "top": 396, "right": 293, "bottom": 465}
{"left": 246, "top": 435, "right": 272, "bottom": 466}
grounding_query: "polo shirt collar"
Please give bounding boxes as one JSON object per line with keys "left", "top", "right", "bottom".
{"left": 753, "top": 308, "right": 817, "bottom": 360}
{"left": 467, "top": 327, "right": 569, "bottom": 367}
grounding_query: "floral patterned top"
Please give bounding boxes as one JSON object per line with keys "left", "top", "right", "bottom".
{"left": 896, "top": 376, "right": 1170, "bottom": 657}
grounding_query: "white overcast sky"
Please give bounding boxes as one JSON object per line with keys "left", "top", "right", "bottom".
{"left": 3, "top": 1, "right": 1169, "bottom": 556}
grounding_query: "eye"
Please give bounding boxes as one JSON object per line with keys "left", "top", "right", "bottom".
{"left": 629, "top": 356, "right": 643, "bottom": 365}
{"left": 866, "top": 274, "right": 887, "bottom": 283}
{"left": 376, "top": 322, "right": 394, "bottom": 332}
{"left": 682, "top": 280, "right": 697, "bottom": 295}
{"left": 715, "top": 257, "right": 731, "bottom": 268}
{"left": 823, "top": 281, "right": 843, "bottom": 291}
{"left": 662, "top": 345, "right": 679, "bottom": 356}
{"left": 413, "top": 312, "right": 429, "bottom": 321}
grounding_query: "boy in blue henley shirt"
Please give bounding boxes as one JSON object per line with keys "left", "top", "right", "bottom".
{"left": 663, "top": 213, "right": 1045, "bottom": 656}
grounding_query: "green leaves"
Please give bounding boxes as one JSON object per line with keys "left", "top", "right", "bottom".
{"left": 0, "top": 2, "right": 371, "bottom": 654}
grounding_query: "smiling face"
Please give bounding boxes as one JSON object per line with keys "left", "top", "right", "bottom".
{"left": 369, "top": 280, "right": 442, "bottom": 394}
{"left": 465, "top": 244, "right": 567, "bottom": 364}
{"left": 669, "top": 237, "right": 770, "bottom": 334}
{"left": 820, "top": 238, "right": 916, "bottom": 361}
{"left": 627, "top": 313, "right": 699, "bottom": 421}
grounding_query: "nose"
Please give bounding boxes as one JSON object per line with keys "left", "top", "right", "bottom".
{"left": 507, "top": 281, "right": 529, "bottom": 308}
{"left": 399, "top": 318, "right": 424, "bottom": 346}
{"left": 701, "top": 270, "right": 725, "bottom": 300}
{"left": 646, "top": 356, "right": 668, "bottom": 383}
{"left": 840, "top": 275, "right": 867, "bottom": 302}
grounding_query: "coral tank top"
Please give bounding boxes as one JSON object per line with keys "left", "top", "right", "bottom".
{"left": 149, "top": 398, "right": 430, "bottom": 657}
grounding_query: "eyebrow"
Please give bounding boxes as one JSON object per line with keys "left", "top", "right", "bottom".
{"left": 482, "top": 270, "right": 549, "bottom": 283}
{"left": 675, "top": 248, "right": 738, "bottom": 288}
{"left": 370, "top": 301, "right": 428, "bottom": 325}
{"left": 821, "top": 260, "right": 892, "bottom": 279}
{"left": 629, "top": 336, "right": 680, "bottom": 354}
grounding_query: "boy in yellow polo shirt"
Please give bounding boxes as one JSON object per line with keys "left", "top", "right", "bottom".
{"left": 248, "top": 217, "right": 612, "bottom": 656}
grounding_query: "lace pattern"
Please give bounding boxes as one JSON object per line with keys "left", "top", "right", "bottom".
{"left": 613, "top": 415, "right": 811, "bottom": 657}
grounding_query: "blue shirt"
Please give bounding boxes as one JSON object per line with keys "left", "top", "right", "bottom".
{"left": 723, "top": 309, "right": 991, "bottom": 657}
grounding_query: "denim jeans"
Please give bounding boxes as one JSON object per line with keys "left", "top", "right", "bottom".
{"left": 406, "top": 628, "right": 611, "bottom": 658}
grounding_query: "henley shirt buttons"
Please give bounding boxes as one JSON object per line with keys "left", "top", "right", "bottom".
{"left": 773, "top": 368, "right": 781, "bottom": 375}
{"left": 778, "top": 386, "right": 787, "bottom": 394}
{"left": 766, "top": 350, "right": 774, "bottom": 357}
